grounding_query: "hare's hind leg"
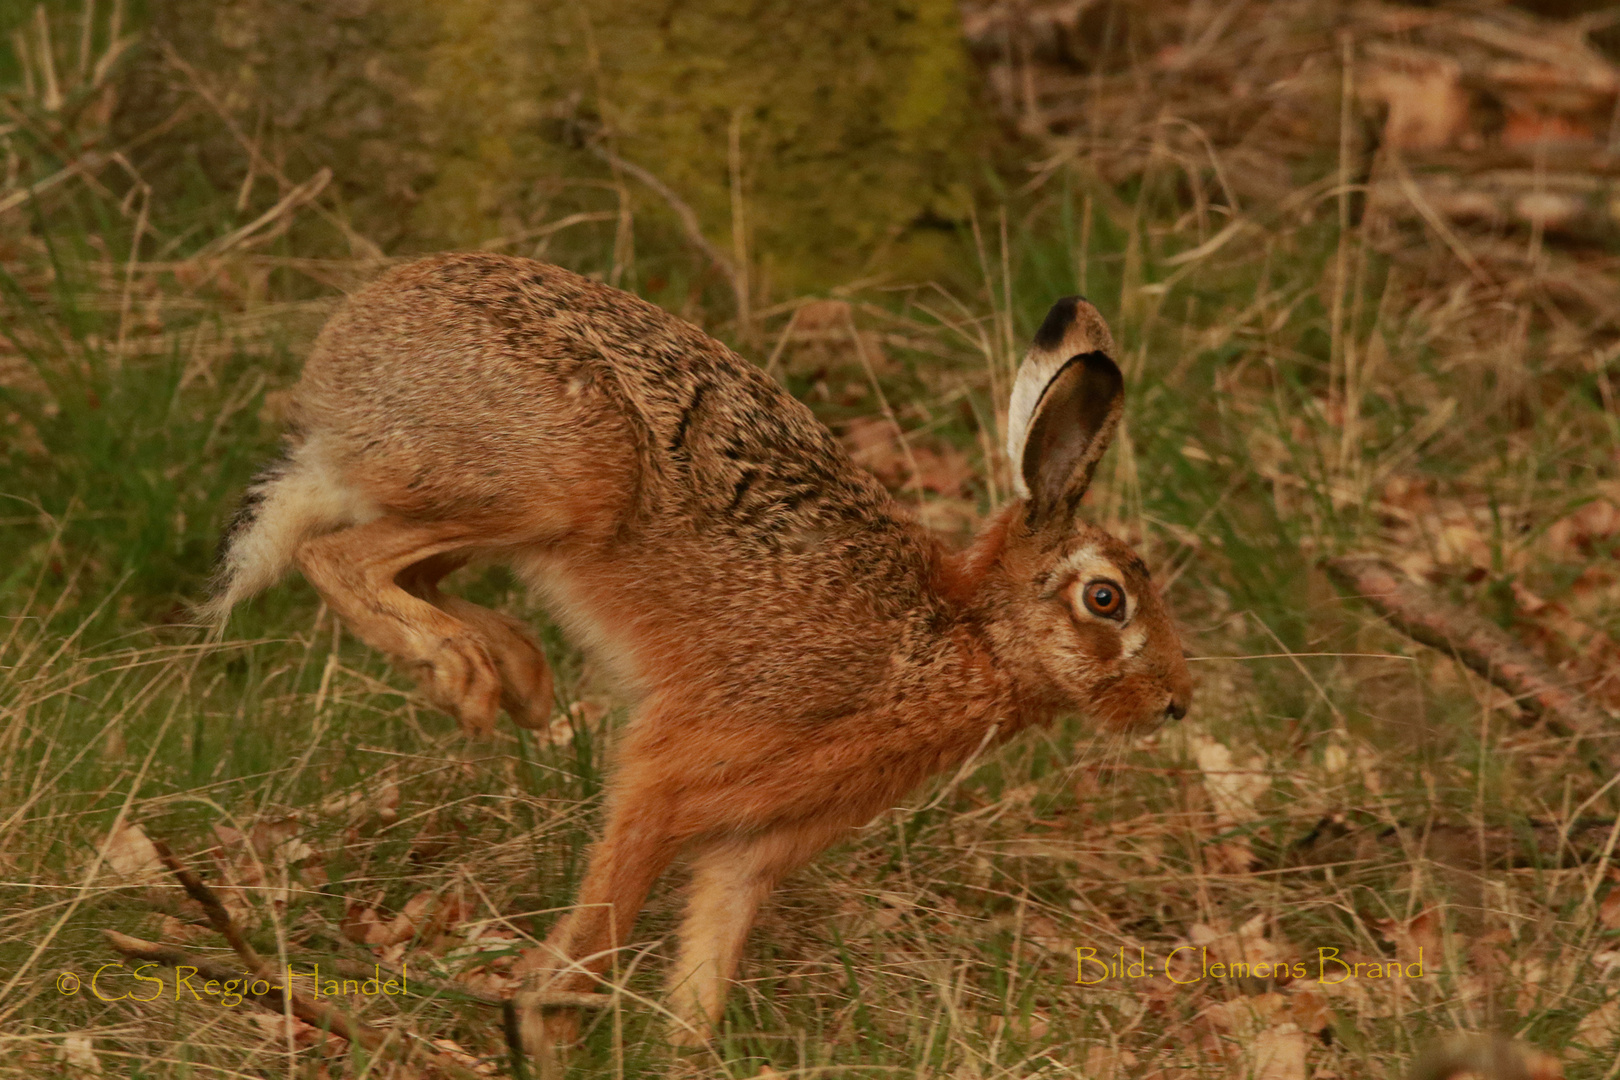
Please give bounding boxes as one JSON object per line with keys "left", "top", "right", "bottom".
{"left": 296, "top": 518, "right": 503, "bottom": 735}
{"left": 665, "top": 822, "right": 838, "bottom": 1045}
{"left": 397, "top": 554, "right": 555, "bottom": 730}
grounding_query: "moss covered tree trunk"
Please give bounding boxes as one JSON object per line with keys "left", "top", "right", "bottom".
{"left": 114, "top": 0, "right": 998, "bottom": 294}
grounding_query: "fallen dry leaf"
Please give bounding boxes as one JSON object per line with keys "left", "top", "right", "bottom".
{"left": 1376, "top": 907, "right": 1442, "bottom": 970}
{"left": 1192, "top": 735, "right": 1271, "bottom": 827}
{"left": 1190, "top": 913, "right": 1284, "bottom": 969}
{"left": 1546, "top": 488, "right": 1620, "bottom": 559}
{"left": 1575, "top": 1000, "right": 1620, "bottom": 1051}
{"left": 1082, "top": 1046, "right": 1138, "bottom": 1080}
{"left": 59, "top": 1034, "right": 100, "bottom": 1076}
{"left": 1021, "top": 914, "right": 1068, "bottom": 957}
{"left": 1203, "top": 991, "right": 1288, "bottom": 1036}
{"left": 100, "top": 822, "right": 163, "bottom": 882}
{"left": 342, "top": 901, "right": 393, "bottom": 946}
{"left": 1599, "top": 887, "right": 1620, "bottom": 932}
{"left": 455, "top": 965, "right": 521, "bottom": 998}
{"left": 345, "top": 889, "right": 467, "bottom": 955}
{"left": 1512, "top": 582, "right": 1620, "bottom": 712}
{"left": 1246, "top": 1022, "right": 1309, "bottom": 1080}
{"left": 1502, "top": 109, "right": 1595, "bottom": 148}
{"left": 155, "top": 914, "right": 210, "bottom": 943}
{"left": 789, "top": 298, "right": 851, "bottom": 334}
{"left": 1287, "top": 987, "right": 1332, "bottom": 1034}
{"left": 781, "top": 300, "right": 894, "bottom": 378}
{"left": 907, "top": 443, "right": 975, "bottom": 496}
{"left": 842, "top": 417, "right": 973, "bottom": 496}
{"left": 1207, "top": 840, "right": 1260, "bottom": 875}
{"left": 250, "top": 816, "right": 316, "bottom": 866}
{"left": 843, "top": 416, "right": 906, "bottom": 481}
{"left": 1514, "top": 957, "right": 1553, "bottom": 1014}
{"left": 428, "top": 1036, "right": 498, "bottom": 1076}
{"left": 320, "top": 780, "right": 400, "bottom": 829}
{"left": 1360, "top": 47, "right": 1470, "bottom": 151}
{"left": 243, "top": 1011, "right": 340, "bottom": 1051}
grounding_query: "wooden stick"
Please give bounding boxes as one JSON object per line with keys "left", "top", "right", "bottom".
{"left": 149, "top": 839, "right": 267, "bottom": 971}
{"left": 136, "top": 848, "right": 609, "bottom": 1016}
{"left": 101, "top": 930, "right": 497, "bottom": 1080}
{"left": 102, "top": 930, "right": 377, "bottom": 1046}
{"left": 136, "top": 840, "right": 490, "bottom": 1080}
{"left": 1325, "top": 556, "right": 1612, "bottom": 736}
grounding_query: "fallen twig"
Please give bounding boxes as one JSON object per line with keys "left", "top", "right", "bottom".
{"left": 102, "top": 930, "right": 360, "bottom": 1039}
{"left": 149, "top": 839, "right": 266, "bottom": 971}
{"left": 584, "top": 140, "right": 749, "bottom": 327}
{"left": 190, "top": 166, "right": 332, "bottom": 260}
{"left": 131, "top": 846, "right": 612, "bottom": 1011}
{"left": 137, "top": 839, "right": 492, "bottom": 1080}
{"left": 1324, "top": 555, "right": 1612, "bottom": 736}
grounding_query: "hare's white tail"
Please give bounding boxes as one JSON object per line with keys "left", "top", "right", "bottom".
{"left": 203, "top": 437, "right": 368, "bottom": 628}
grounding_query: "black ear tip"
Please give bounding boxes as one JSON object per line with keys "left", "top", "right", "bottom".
{"left": 1033, "top": 296, "right": 1087, "bottom": 351}
{"left": 1079, "top": 349, "right": 1123, "bottom": 390}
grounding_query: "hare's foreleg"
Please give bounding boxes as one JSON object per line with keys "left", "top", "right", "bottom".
{"left": 295, "top": 518, "right": 502, "bottom": 734}
{"left": 665, "top": 821, "right": 839, "bottom": 1045}
{"left": 396, "top": 553, "right": 555, "bottom": 730}
{"left": 515, "top": 782, "right": 683, "bottom": 1051}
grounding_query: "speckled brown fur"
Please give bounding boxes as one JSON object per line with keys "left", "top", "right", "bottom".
{"left": 208, "top": 253, "right": 1193, "bottom": 1053}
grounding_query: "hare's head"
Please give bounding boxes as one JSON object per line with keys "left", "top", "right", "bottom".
{"left": 977, "top": 297, "right": 1192, "bottom": 732}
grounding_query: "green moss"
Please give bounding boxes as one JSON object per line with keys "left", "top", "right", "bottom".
{"left": 117, "top": 0, "right": 1003, "bottom": 294}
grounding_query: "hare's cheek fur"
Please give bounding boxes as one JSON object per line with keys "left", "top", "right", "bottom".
{"left": 1043, "top": 623, "right": 1181, "bottom": 733}
{"left": 1042, "top": 618, "right": 1156, "bottom": 732}
{"left": 1015, "top": 542, "right": 1188, "bottom": 732}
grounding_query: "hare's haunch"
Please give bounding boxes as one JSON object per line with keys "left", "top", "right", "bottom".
{"left": 209, "top": 253, "right": 1192, "bottom": 1050}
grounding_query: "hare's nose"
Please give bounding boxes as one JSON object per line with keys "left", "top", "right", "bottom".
{"left": 1164, "top": 696, "right": 1188, "bottom": 722}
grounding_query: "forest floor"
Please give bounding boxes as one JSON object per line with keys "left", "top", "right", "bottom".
{"left": 3, "top": 3, "right": 1620, "bottom": 1078}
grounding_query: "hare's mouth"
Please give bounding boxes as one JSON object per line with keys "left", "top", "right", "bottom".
{"left": 1096, "top": 692, "right": 1182, "bottom": 734}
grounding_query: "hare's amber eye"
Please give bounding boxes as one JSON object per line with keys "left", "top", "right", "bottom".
{"left": 1081, "top": 579, "right": 1125, "bottom": 620}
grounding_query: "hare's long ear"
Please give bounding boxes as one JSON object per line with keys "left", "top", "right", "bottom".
{"left": 1006, "top": 297, "right": 1124, "bottom": 526}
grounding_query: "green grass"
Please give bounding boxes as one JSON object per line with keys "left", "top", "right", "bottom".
{"left": 3, "top": 9, "right": 1620, "bottom": 1079}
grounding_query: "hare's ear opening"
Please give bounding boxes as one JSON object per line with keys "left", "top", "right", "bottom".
{"left": 1019, "top": 352, "right": 1124, "bottom": 524}
{"left": 1006, "top": 298, "right": 1124, "bottom": 528}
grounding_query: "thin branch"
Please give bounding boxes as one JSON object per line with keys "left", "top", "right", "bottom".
{"left": 138, "top": 840, "right": 489, "bottom": 1080}
{"left": 585, "top": 141, "right": 750, "bottom": 329}
{"left": 102, "top": 930, "right": 378, "bottom": 1050}
{"left": 191, "top": 167, "right": 332, "bottom": 260}
{"left": 1324, "top": 556, "right": 1612, "bottom": 736}
{"left": 149, "top": 838, "right": 266, "bottom": 970}
{"left": 844, "top": 306, "right": 923, "bottom": 504}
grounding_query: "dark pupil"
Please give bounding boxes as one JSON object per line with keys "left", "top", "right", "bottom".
{"left": 1092, "top": 587, "right": 1113, "bottom": 608}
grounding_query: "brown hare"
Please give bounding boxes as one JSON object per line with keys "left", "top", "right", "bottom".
{"left": 207, "top": 253, "right": 1192, "bottom": 1052}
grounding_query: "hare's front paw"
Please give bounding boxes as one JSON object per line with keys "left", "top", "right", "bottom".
{"left": 511, "top": 986, "right": 582, "bottom": 1078}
